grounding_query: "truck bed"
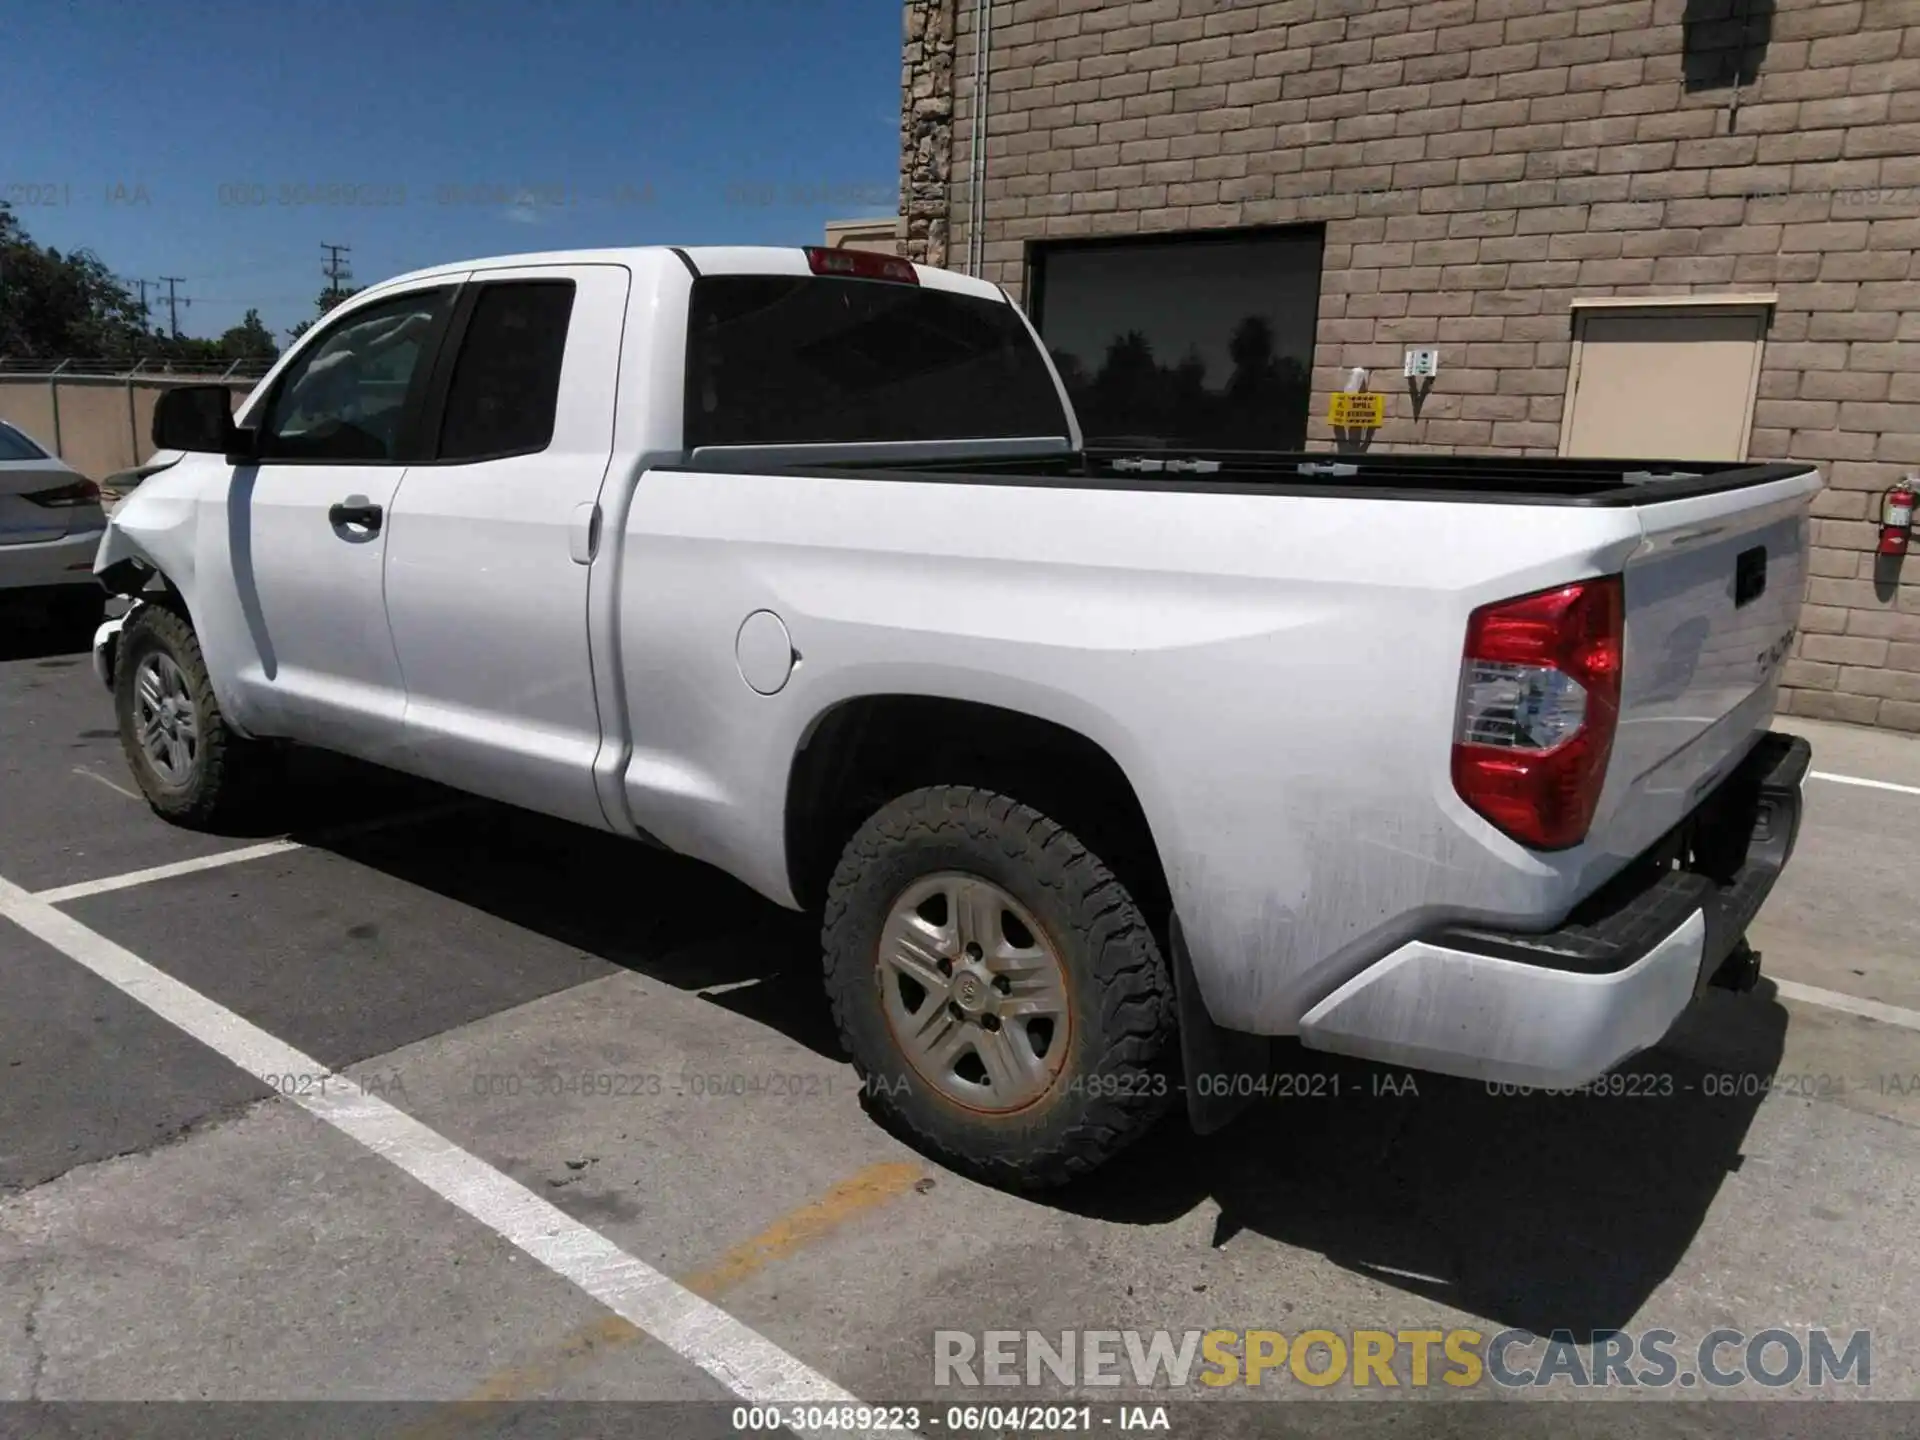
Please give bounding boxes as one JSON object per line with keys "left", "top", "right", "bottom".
{"left": 648, "top": 442, "right": 1817, "bottom": 1034}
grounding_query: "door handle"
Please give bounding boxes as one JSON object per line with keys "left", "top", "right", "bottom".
{"left": 329, "top": 500, "right": 383, "bottom": 533}
{"left": 568, "top": 501, "right": 601, "bottom": 565}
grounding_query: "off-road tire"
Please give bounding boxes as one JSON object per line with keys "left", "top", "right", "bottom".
{"left": 114, "top": 603, "right": 274, "bottom": 828}
{"left": 822, "top": 785, "right": 1177, "bottom": 1189}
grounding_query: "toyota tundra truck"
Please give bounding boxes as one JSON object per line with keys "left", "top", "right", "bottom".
{"left": 87, "top": 244, "right": 1816, "bottom": 1187}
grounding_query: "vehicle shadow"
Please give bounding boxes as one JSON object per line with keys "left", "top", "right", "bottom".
{"left": 274, "top": 751, "right": 844, "bottom": 1057}
{"left": 269, "top": 750, "right": 1782, "bottom": 1341}
{"left": 1052, "top": 993, "right": 1786, "bottom": 1340}
{"left": 0, "top": 609, "right": 97, "bottom": 664}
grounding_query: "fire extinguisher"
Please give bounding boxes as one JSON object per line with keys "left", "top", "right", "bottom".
{"left": 1882, "top": 479, "right": 1916, "bottom": 557}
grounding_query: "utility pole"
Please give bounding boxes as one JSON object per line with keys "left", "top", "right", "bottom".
{"left": 158, "top": 276, "right": 189, "bottom": 338}
{"left": 320, "top": 243, "right": 352, "bottom": 308}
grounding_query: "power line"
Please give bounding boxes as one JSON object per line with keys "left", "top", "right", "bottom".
{"left": 186, "top": 294, "right": 328, "bottom": 306}
{"left": 320, "top": 242, "right": 352, "bottom": 304}
{"left": 157, "top": 276, "right": 190, "bottom": 338}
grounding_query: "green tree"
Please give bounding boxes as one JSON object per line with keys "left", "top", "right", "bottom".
{"left": 285, "top": 285, "right": 362, "bottom": 343}
{"left": 148, "top": 334, "right": 226, "bottom": 368}
{"left": 219, "top": 308, "right": 279, "bottom": 362}
{"left": 0, "top": 201, "right": 150, "bottom": 360}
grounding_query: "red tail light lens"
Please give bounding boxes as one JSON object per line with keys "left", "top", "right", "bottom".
{"left": 23, "top": 479, "right": 101, "bottom": 508}
{"left": 803, "top": 246, "right": 920, "bottom": 285}
{"left": 1451, "top": 576, "right": 1624, "bottom": 850}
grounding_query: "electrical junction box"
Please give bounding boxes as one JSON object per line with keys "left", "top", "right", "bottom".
{"left": 1404, "top": 348, "right": 1439, "bottom": 380}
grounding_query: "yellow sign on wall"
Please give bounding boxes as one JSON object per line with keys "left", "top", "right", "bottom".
{"left": 1329, "top": 392, "right": 1385, "bottom": 428}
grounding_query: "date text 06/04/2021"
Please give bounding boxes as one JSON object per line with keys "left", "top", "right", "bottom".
{"left": 470, "top": 1071, "right": 855, "bottom": 1100}
{"left": 1486, "top": 1072, "right": 1920, "bottom": 1099}
{"left": 457, "top": 1071, "right": 1428, "bottom": 1102}
{"left": 729, "top": 1404, "right": 1170, "bottom": 1433}
{"left": 446, "top": 1069, "right": 1919, "bottom": 1104}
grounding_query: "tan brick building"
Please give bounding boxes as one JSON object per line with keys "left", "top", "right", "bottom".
{"left": 898, "top": 0, "right": 1920, "bottom": 729}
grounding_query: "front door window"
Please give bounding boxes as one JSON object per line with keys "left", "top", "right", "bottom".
{"left": 259, "top": 290, "right": 454, "bottom": 462}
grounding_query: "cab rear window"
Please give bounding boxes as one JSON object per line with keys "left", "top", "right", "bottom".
{"left": 685, "top": 275, "right": 1069, "bottom": 449}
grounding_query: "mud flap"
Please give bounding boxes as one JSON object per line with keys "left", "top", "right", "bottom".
{"left": 1170, "top": 914, "right": 1272, "bottom": 1136}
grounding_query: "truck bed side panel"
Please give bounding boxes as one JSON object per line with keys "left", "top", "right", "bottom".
{"left": 615, "top": 467, "right": 1688, "bottom": 1035}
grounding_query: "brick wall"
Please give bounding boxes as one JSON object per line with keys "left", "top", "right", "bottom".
{"left": 899, "top": 0, "right": 1920, "bottom": 730}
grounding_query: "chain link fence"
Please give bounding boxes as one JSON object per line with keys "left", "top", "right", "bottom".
{"left": 0, "top": 356, "right": 275, "bottom": 380}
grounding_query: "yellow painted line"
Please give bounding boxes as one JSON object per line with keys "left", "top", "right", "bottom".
{"left": 452, "top": 1313, "right": 642, "bottom": 1405}
{"left": 678, "top": 1161, "right": 925, "bottom": 1300}
{"left": 402, "top": 1161, "right": 924, "bottom": 1431}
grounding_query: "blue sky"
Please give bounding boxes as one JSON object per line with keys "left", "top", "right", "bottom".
{"left": 5, "top": 0, "right": 903, "bottom": 343}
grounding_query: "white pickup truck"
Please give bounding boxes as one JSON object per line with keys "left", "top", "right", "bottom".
{"left": 91, "top": 244, "right": 1816, "bottom": 1187}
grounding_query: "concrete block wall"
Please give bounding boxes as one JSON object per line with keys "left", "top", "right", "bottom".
{"left": 899, "top": 0, "right": 1920, "bottom": 729}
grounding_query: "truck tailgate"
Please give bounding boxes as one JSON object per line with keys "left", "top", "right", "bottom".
{"left": 1589, "top": 468, "right": 1821, "bottom": 863}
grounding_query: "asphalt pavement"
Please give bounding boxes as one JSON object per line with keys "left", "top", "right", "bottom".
{"left": 1, "top": 608, "right": 1917, "bottom": 1440}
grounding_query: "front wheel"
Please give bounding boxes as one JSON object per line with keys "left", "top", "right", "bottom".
{"left": 821, "top": 785, "right": 1177, "bottom": 1189}
{"left": 114, "top": 603, "right": 274, "bottom": 827}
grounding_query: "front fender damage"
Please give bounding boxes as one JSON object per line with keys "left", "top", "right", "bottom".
{"left": 93, "top": 477, "right": 199, "bottom": 598}
{"left": 90, "top": 467, "right": 203, "bottom": 691}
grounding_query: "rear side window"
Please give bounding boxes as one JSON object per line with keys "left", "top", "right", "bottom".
{"left": 0, "top": 423, "right": 49, "bottom": 461}
{"left": 685, "top": 275, "right": 1069, "bottom": 449}
{"left": 437, "top": 280, "right": 576, "bottom": 461}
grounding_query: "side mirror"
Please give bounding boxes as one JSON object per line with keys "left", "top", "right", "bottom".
{"left": 152, "top": 384, "right": 249, "bottom": 458}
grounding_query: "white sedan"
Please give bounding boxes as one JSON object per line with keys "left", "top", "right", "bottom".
{"left": 0, "top": 419, "right": 108, "bottom": 632}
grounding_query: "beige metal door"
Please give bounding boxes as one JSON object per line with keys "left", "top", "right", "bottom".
{"left": 1560, "top": 300, "right": 1770, "bottom": 462}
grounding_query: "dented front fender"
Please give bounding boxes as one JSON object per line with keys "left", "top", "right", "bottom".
{"left": 94, "top": 465, "right": 201, "bottom": 598}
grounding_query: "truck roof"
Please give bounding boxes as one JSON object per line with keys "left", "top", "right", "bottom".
{"left": 361, "top": 245, "right": 1004, "bottom": 303}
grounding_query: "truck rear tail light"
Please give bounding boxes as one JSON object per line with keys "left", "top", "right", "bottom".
{"left": 23, "top": 479, "right": 101, "bottom": 508}
{"left": 1452, "top": 576, "right": 1624, "bottom": 851}
{"left": 803, "top": 246, "right": 920, "bottom": 285}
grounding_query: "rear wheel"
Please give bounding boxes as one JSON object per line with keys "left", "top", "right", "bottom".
{"left": 114, "top": 603, "right": 275, "bottom": 827}
{"left": 822, "top": 785, "right": 1177, "bottom": 1189}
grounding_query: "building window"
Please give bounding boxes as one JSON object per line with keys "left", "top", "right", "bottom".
{"left": 1027, "top": 226, "right": 1323, "bottom": 452}
{"left": 1682, "top": 0, "right": 1773, "bottom": 92}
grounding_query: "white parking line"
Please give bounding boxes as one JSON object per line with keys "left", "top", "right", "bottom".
{"left": 31, "top": 800, "right": 483, "bottom": 905}
{"left": 0, "top": 871, "right": 913, "bottom": 1439}
{"left": 1772, "top": 978, "right": 1920, "bottom": 1035}
{"left": 71, "top": 767, "right": 142, "bottom": 802}
{"left": 34, "top": 841, "right": 303, "bottom": 905}
{"left": 1809, "top": 770, "right": 1920, "bottom": 799}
